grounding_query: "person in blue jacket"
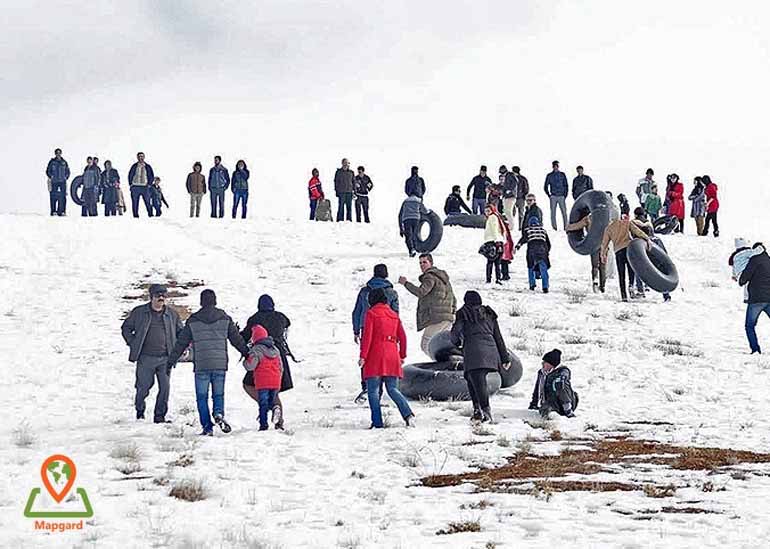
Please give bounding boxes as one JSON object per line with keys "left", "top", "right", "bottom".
{"left": 352, "top": 263, "right": 400, "bottom": 402}
{"left": 209, "top": 156, "right": 230, "bottom": 218}
{"left": 45, "top": 148, "right": 70, "bottom": 216}
{"left": 544, "top": 160, "right": 569, "bottom": 231}
{"left": 127, "top": 152, "right": 155, "bottom": 218}
{"left": 231, "top": 160, "right": 249, "bottom": 219}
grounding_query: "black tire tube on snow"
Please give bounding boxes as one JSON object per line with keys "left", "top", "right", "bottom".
{"left": 400, "top": 362, "right": 501, "bottom": 401}
{"left": 653, "top": 215, "right": 679, "bottom": 235}
{"left": 567, "top": 190, "right": 613, "bottom": 255}
{"left": 427, "top": 330, "right": 463, "bottom": 362}
{"left": 70, "top": 176, "right": 84, "bottom": 206}
{"left": 443, "top": 214, "right": 486, "bottom": 229}
{"left": 626, "top": 238, "right": 679, "bottom": 293}
{"left": 498, "top": 351, "right": 523, "bottom": 388}
{"left": 413, "top": 210, "right": 444, "bottom": 253}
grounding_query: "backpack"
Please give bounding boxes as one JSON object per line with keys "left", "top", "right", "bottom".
{"left": 315, "top": 199, "right": 332, "bottom": 221}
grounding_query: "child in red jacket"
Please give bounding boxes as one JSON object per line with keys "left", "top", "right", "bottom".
{"left": 245, "top": 325, "right": 284, "bottom": 430}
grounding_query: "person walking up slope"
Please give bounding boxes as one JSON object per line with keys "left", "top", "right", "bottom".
{"left": 600, "top": 214, "right": 652, "bottom": 302}
{"left": 516, "top": 217, "right": 552, "bottom": 293}
{"left": 450, "top": 291, "right": 510, "bottom": 423}
{"left": 399, "top": 195, "right": 428, "bottom": 256}
{"left": 243, "top": 325, "right": 283, "bottom": 430}
{"left": 359, "top": 289, "right": 415, "bottom": 428}
{"left": 544, "top": 160, "right": 568, "bottom": 230}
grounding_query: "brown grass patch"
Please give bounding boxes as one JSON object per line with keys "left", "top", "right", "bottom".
{"left": 422, "top": 438, "right": 770, "bottom": 494}
{"left": 436, "top": 520, "right": 481, "bottom": 535}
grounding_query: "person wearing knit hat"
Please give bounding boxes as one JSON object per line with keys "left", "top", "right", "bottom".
{"left": 450, "top": 291, "right": 510, "bottom": 423}
{"left": 528, "top": 348, "right": 578, "bottom": 418}
{"left": 243, "top": 324, "right": 283, "bottom": 430}
{"left": 239, "top": 294, "right": 294, "bottom": 429}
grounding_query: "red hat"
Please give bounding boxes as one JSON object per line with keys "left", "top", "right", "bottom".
{"left": 250, "top": 324, "right": 268, "bottom": 342}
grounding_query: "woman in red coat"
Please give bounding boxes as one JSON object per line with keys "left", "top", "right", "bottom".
{"left": 359, "top": 288, "right": 415, "bottom": 428}
{"left": 666, "top": 173, "right": 685, "bottom": 233}
{"left": 702, "top": 175, "right": 720, "bottom": 237}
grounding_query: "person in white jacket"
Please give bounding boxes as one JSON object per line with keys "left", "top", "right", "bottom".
{"left": 481, "top": 203, "right": 506, "bottom": 284}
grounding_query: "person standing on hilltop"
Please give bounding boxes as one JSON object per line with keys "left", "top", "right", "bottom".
{"left": 45, "top": 148, "right": 70, "bottom": 216}
{"left": 186, "top": 162, "right": 207, "bottom": 218}
{"left": 405, "top": 165, "right": 426, "bottom": 198}
{"left": 208, "top": 156, "right": 230, "bottom": 218}
{"left": 353, "top": 165, "right": 373, "bottom": 223}
{"left": 334, "top": 158, "right": 355, "bottom": 222}
{"left": 128, "top": 152, "right": 155, "bottom": 218}
{"left": 231, "top": 160, "right": 250, "bottom": 219}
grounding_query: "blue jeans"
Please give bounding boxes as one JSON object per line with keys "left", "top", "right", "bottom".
{"left": 366, "top": 376, "right": 413, "bottom": 428}
{"left": 746, "top": 303, "right": 770, "bottom": 353}
{"left": 194, "top": 371, "right": 226, "bottom": 431}
{"left": 336, "top": 193, "right": 353, "bottom": 221}
{"left": 528, "top": 260, "right": 549, "bottom": 290}
{"left": 258, "top": 389, "right": 278, "bottom": 429}
{"left": 472, "top": 198, "right": 486, "bottom": 215}
{"left": 232, "top": 189, "right": 248, "bottom": 218}
{"left": 309, "top": 199, "right": 318, "bottom": 220}
{"left": 210, "top": 189, "right": 225, "bottom": 218}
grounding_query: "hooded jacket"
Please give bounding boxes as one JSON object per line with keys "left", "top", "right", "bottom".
{"left": 705, "top": 182, "right": 719, "bottom": 213}
{"left": 450, "top": 304, "right": 509, "bottom": 372}
{"left": 360, "top": 303, "right": 407, "bottom": 379}
{"left": 636, "top": 176, "right": 654, "bottom": 204}
{"left": 404, "top": 267, "right": 457, "bottom": 331}
{"left": 399, "top": 196, "right": 428, "bottom": 228}
{"left": 46, "top": 157, "right": 70, "bottom": 183}
{"left": 169, "top": 306, "right": 248, "bottom": 371}
{"left": 208, "top": 165, "right": 231, "bottom": 192}
{"left": 739, "top": 248, "right": 770, "bottom": 304}
{"left": 352, "top": 278, "right": 399, "bottom": 336}
{"left": 100, "top": 168, "right": 120, "bottom": 204}
{"left": 529, "top": 366, "right": 578, "bottom": 416}
{"left": 231, "top": 165, "right": 250, "bottom": 192}
{"left": 405, "top": 168, "right": 426, "bottom": 198}
{"left": 444, "top": 192, "right": 472, "bottom": 215}
{"left": 245, "top": 335, "right": 283, "bottom": 390}
{"left": 121, "top": 303, "right": 183, "bottom": 363}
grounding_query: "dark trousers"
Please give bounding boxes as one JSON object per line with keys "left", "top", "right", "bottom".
{"left": 675, "top": 216, "right": 684, "bottom": 233}
{"left": 210, "top": 189, "right": 225, "bottom": 218}
{"left": 615, "top": 248, "right": 632, "bottom": 300}
{"left": 104, "top": 201, "right": 117, "bottom": 216}
{"left": 355, "top": 196, "right": 370, "bottom": 223}
{"left": 403, "top": 218, "right": 419, "bottom": 253}
{"left": 704, "top": 212, "right": 719, "bottom": 235}
{"left": 130, "top": 186, "right": 152, "bottom": 217}
{"left": 336, "top": 192, "right": 353, "bottom": 221}
{"left": 486, "top": 257, "right": 501, "bottom": 283}
{"left": 49, "top": 182, "right": 67, "bottom": 215}
{"left": 501, "top": 260, "right": 510, "bottom": 280}
{"left": 81, "top": 188, "right": 98, "bottom": 216}
{"left": 309, "top": 199, "right": 318, "bottom": 220}
{"left": 135, "top": 355, "right": 170, "bottom": 421}
{"left": 151, "top": 195, "right": 163, "bottom": 216}
{"left": 590, "top": 251, "right": 607, "bottom": 290}
{"left": 232, "top": 190, "right": 248, "bottom": 218}
{"left": 465, "top": 369, "right": 492, "bottom": 412}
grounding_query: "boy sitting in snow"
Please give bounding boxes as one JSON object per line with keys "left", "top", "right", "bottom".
{"left": 528, "top": 349, "right": 578, "bottom": 418}
{"left": 244, "top": 324, "right": 284, "bottom": 430}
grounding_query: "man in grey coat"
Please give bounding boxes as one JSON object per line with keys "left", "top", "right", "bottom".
{"left": 334, "top": 158, "right": 355, "bottom": 222}
{"left": 167, "top": 289, "right": 249, "bottom": 435}
{"left": 121, "top": 284, "right": 183, "bottom": 422}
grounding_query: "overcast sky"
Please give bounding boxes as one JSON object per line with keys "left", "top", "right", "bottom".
{"left": 2, "top": 0, "right": 769, "bottom": 232}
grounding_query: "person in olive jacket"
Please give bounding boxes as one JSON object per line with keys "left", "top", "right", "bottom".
{"left": 450, "top": 291, "right": 510, "bottom": 423}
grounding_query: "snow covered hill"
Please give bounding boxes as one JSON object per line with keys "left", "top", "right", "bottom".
{"left": 1, "top": 213, "right": 770, "bottom": 548}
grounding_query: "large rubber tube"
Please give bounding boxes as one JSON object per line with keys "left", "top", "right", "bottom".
{"left": 567, "top": 190, "right": 613, "bottom": 255}
{"left": 443, "top": 214, "right": 486, "bottom": 229}
{"left": 400, "top": 362, "right": 501, "bottom": 401}
{"left": 498, "top": 351, "right": 523, "bottom": 388}
{"left": 70, "top": 176, "right": 84, "bottom": 206}
{"left": 653, "top": 215, "right": 679, "bottom": 235}
{"left": 427, "top": 330, "right": 462, "bottom": 362}
{"left": 627, "top": 238, "right": 679, "bottom": 293}
{"left": 413, "top": 210, "right": 443, "bottom": 253}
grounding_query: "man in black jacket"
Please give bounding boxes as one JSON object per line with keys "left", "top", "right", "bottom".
{"left": 739, "top": 244, "right": 770, "bottom": 354}
{"left": 529, "top": 349, "right": 578, "bottom": 418}
{"left": 167, "top": 289, "right": 249, "bottom": 435}
{"left": 405, "top": 166, "right": 426, "bottom": 198}
{"left": 521, "top": 193, "right": 543, "bottom": 231}
{"left": 353, "top": 166, "right": 373, "bottom": 223}
{"left": 466, "top": 165, "right": 491, "bottom": 215}
{"left": 571, "top": 165, "right": 594, "bottom": 199}
{"left": 444, "top": 185, "right": 472, "bottom": 216}
{"left": 512, "top": 166, "right": 530, "bottom": 229}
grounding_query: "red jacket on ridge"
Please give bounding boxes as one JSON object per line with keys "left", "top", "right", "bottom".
{"left": 360, "top": 303, "right": 407, "bottom": 380}
{"left": 705, "top": 182, "right": 719, "bottom": 213}
{"left": 667, "top": 182, "right": 685, "bottom": 220}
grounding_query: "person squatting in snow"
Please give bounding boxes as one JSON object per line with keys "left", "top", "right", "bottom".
{"left": 358, "top": 288, "right": 415, "bottom": 428}
{"left": 529, "top": 348, "right": 578, "bottom": 418}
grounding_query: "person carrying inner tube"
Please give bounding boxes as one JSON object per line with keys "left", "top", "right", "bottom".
{"left": 450, "top": 291, "right": 510, "bottom": 423}
{"left": 528, "top": 349, "right": 578, "bottom": 418}
{"left": 398, "top": 195, "right": 428, "bottom": 257}
{"left": 444, "top": 185, "right": 472, "bottom": 216}
{"left": 566, "top": 213, "right": 606, "bottom": 293}
{"left": 359, "top": 288, "right": 415, "bottom": 428}
{"left": 631, "top": 207, "right": 672, "bottom": 302}
{"left": 600, "top": 214, "right": 651, "bottom": 302}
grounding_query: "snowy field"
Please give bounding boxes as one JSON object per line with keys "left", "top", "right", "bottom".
{"left": 1, "top": 212, "right": 770, "bottom": 549}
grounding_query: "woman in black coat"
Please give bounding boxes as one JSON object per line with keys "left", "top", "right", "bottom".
{"left": 240, "top": 294, "right": 293, "bottom": 429}
{"left": 450, "top": 291, "right": 509, "bottom": 423}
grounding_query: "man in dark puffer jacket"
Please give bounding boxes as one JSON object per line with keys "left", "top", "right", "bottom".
{"left": 168, "top": 289, "right": 249, "bottom": 435}
{"left": 529, "top": 349, "right": 578, "bottom": 418}
{"left": 739, "top": 244, "right": 770, "bottom": 354}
